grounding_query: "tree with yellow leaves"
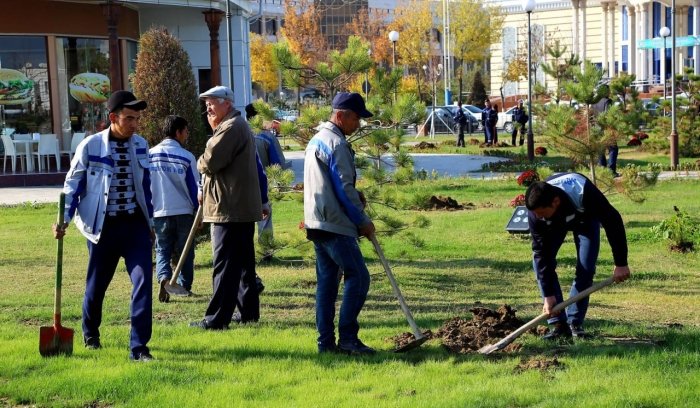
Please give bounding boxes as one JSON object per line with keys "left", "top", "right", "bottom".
{"left": 250, "top": 33, "right": 279, "bottom": 95}
{"left": 390, "top": 0, "right": 434, "bottom": 101}
{"left": 448, "top": 0, "right": 504, "bottom": 103}
{"left": 280, "top": 0, "right": 327, "bottom": 66}
{"left": 346, "top": 7, "right": 392, "bottom": 68}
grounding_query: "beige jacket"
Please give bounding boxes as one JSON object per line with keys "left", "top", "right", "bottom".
{"left": 197, "top": 110, "right": 262, "bottom": 223}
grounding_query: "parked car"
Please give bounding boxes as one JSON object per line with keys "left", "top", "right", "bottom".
{"left": 299, "top": 88, "right": 323, "bottom": 101}
{"left": 425, "top": 106, "right": 481, "bottom": 134}
{"left": 462, "top": 105, "right": 485, "bottom": 130}
{"left": 498, "top": 108, "right": 515, "bottom": 133}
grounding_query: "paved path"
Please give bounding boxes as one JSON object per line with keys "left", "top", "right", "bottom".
{"left": 1, "top": 153, "right": 697, "bottom": 205}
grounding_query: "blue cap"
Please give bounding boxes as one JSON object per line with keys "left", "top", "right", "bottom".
{"left": 331, "top": 92, "right": 373, "bottom": 118}
{"left": 199, "top": 86, "right": 234, "bottom": 101}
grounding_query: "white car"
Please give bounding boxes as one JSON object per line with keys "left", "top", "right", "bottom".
{"left": 498, "top": 109, "right": 515, "bottom": 133}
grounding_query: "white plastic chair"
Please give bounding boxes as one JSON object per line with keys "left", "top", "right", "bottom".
{"left": 2, "top": 134, "right": 25, "bottom": 173}
{"left": 60, "top": 132, "right": 86, "bottom": 161}
{"left": 33, "top": 134, "right": 61, "bottom": 172}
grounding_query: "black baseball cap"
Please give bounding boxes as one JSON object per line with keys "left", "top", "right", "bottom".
{"left": 107, "top": 90, "right": 147, "bottom": 113}
{"left": 331, "top": 92, "right": 373, "bottom": 118}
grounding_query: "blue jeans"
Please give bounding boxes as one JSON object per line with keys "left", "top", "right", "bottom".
{"left": 312, "top": 234, "right": 371, "bottom": 347}
{"left": 598, "top": 144, "right": 619, "bottom": 173}
{"left": 535, "top": 220, "right": 600, "bottom": 326}
{"left": 154, "top": 214, "right": 195, "bottom": 290}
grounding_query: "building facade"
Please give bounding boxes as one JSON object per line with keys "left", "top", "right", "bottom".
{"left": 0, "top": 0, "right": 254, "bottom": 153}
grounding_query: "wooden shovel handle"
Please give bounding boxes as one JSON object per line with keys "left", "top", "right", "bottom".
{"left": 370, "top": 235, "right": 425, "bottom": 340}
{"left": 169, "top": 206, "right": 203, "bottom": 286}
{"left": 488, "top": 277, "right": 616, "bottom": 351}
{"left": 54, "top": 193, "right": 65, "bottom": 326}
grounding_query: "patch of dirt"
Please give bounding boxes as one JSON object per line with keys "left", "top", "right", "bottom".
{"left": 429, "top": 305, "right": 531, "bottom": 353}
{"left": 468, "top": 138, "right": 481, "bottom": 145}
{"left": 670, "top": 242, "right": 694, "bottom": 253}
{"left": 428, "top": 195, "right": 464, "bottom": 210}
{"left": 390, "top": 330, "right": 434, "bottom": 350}
{"left": 414, "top": 141, "right": 437, "bottom": 149}
{"left": 515, "top": 356, "right": 564, "bottom": 373}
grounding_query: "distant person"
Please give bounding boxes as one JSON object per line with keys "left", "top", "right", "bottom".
{"left": 304, "top": 92, "right": 377, "bottom": 355}
{"left": 149, "top": 115, "right": 200, "bottom": 301}
{"left": 481, "top": 99, "right": 498, "bottom": 146}
{"left": 53, "top": 90, "right": 154, "bottom": 361}
{"left": 453, "top": 102, "right": 467, "bottom": 147}
{"left": 190, "top": 86, "right": 269, "bottom": 330}
{"left": 593, "top": 85, "right": 618, "bottom": 176}
{"left": 525, "top": 172, "right": 631, "bottom": 340}
{"left": 492, "top": 103, "right": 500, "bottom": 145}
{"left": 511, "top": 99, "right": 528, "bottom": 147}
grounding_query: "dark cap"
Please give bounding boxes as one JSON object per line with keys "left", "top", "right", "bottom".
{"left": 245, "top": 103, "right": 257, "bottom": 119}
{"left": 107, "top": 90, "right": 147, "bottom": 113}
{"left": 331, "top": 92, "right": 373, "bottom": 118}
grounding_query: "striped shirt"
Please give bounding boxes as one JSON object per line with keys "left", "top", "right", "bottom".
{"left": 107, "top": 137, "right": 137, "bottom": 216}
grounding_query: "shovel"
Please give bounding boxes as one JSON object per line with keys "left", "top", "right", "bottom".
{"left": 40, "top": 193, "right": 74, "bottom": 357}
{"left": 164, "top": 206, "right": 203, "bottom": 298}
{"left": 478, "top": 277, "right": 615, "bottom": 355}
{"left": 370, "top": 235, "right": 428, "bottom": 352}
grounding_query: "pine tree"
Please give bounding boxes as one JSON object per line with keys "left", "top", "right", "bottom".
{"left": 469, "top": 71, "right": 487, "bottom": 107}
{"left": 131, "top": 27, "right": 206, "bottom": 157}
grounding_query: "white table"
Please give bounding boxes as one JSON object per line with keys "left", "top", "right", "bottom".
{"left": 12, "top": 139, "right": 38, "bottom": 172}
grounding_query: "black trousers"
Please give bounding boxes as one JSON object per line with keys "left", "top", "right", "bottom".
{"left": 205, "top": 222, "right": 258, "bottom": 327}
{"left": 456, "top": 124, "right": 465, "bottom": 147}
{"left": 512, "top": 123, "right": 526, "bottom": 146}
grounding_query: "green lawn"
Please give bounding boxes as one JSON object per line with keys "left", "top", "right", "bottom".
{"left": 1, "top": 178, "right": 698, "bottom": 407}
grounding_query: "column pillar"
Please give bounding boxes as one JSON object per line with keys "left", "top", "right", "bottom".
{"left": 630, "top": 6, "right": 636, "bottom": 75}
{"left": 203, "top": 8, "right": 225, "bottom": 87}
{"left": 610, "top": 2, "right": 617, "bottom": 75}
{"left": 602, "top": 3, "right": 609, "bottom": 74}
{"left": 581, "top": 0, "right": 588, "bottom": 63}
{"left": 101, "top": 1, "right": 122, "bottom": 91}
{"left": 636, "top": 6, "right": 643, "bottom": 79}
{"left": 647, "top": 2, "right": 654, "bottom": 82}
{"left": 572, "top": 0, "right": 580, "bottom": 55}
{"left": 695, "top": 0, "right": 700, "bottom": 74}
{"left": 679, "top": 6, "right": 688, "bottom": 74}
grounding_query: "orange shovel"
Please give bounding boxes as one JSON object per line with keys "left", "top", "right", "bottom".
{"left": 39, "top": 193, "right": 74, "bottom": 357}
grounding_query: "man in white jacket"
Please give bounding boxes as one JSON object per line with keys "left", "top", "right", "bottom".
{"left": 52, "top": 90, "right": 155, "bottom": 361}
{"left": 149, "top": 115, "right": 200, "bottom": 301}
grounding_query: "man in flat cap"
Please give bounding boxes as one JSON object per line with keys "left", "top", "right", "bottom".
{"left": 53, "top": 90, "right": 155, "bottom": 361}
{"left": 303, "top": 92, "right": 377, "bottom": 355}
{"left": 190, "top": 86, "right": 269, "bottom": 330}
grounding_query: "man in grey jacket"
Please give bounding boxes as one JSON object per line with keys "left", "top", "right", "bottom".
{"left": 304, "top": 92, "right": 376, "bottom": 355}
{"left": 190, "top": 86, "right": 269, "bottom": 330}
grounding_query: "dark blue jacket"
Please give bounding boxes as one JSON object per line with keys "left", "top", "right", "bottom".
{"left": 453, "top": 108, "right": 467, "bottom": 126}
{"left": 512, "top": 106, "right": 529, "bottom": 124}
{"left": 528, "top": 173, "right": 628, "bottom": 296}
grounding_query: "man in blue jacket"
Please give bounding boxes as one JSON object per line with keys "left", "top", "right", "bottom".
{"left": 511, "top": 99, "right": 528, "bottom": 147}
{"left": 525, "top": 173, "right": 631, "bottom": 339}
{"left": 52, "top": 90, "right": 155, "bottom": 361}
{"left": 481, "top": 99, "right": 498, "bottom": 145}
{"left": 453, "top": 102, "right": 467, "bottom": 147}
{"left": 149, "top": 115, "right": 200, "bottom": 301}
{"left": 304, "top": 92, "right": 376, "bottom": 355}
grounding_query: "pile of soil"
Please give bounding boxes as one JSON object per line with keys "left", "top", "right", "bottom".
{"left": 391, "top": 330, "right": 434, "bottom": 350}
{"left": 428, "top": 195, "right": 463, "bottom": 210}
{"left": 434, "top": 305, "right": 529, "bottom": 353}
{"left": 515, "top": 356, "right": 564, "bottom": 372}
{"left": 414, "top": 141, "right": 437, "bottom": 149}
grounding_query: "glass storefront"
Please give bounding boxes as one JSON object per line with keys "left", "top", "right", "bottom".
{"left": 55, "top": 37, "right": 110, "bottom": 136}
{"left": 0, "top": 36, "right": 51, "bottom": 134}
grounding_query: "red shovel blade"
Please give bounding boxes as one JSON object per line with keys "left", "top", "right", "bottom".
{"left": 40, "top": 321, "right": 74, "bottom": 357}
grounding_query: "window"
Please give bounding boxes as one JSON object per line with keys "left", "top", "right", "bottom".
{"left": 55, "top": 37, "right": 110, "bottom": 135}
{"left": 0, "top": 36, "right": 51, "bottom": 134}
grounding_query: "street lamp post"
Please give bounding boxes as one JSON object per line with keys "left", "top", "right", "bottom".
{"left": 522, "top": 0, "right": 536, "bottom": 162}
{"left": 660, "top": 26, "right": 670, "bottom": 100}
{"left": 670, "top": 0, "right": 679, "bottom": 168}
{"left": 389, "top": 30, "right": 400, "bottom": 102}
{"left": 423, "top": 63, "right": 443, "bottom": 139}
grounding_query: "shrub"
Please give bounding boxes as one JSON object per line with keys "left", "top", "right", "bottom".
{"left": 627, "top": 137, "right": 642, "bottom": 146}
{"left": 650, "top": 206, "right": 698, "bottom": 252}
{"left": 535, "top": 146, "right": 548, "bottom": 156}
{"left": 517, "top": 169, "right": 540, "bottom": 186}
{"left": 510, "top": 193, "right": 525, "bottom": 207}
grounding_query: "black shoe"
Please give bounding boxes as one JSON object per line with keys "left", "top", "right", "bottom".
{"left": 158, "top": 279, "right": 170, "bottom": 303}
{"left": 255, "top": 275, "right": 265, "bottom": 294}
{"left": 338, "top": 339, "right": 377, "bottom": 355}
{"left": 130, "top": 350, "right": 154, "bottom": 362}
{"left": 231, "top": 311, "right": 258, "bottom": 324}
{"left": 542, "top": 323, "right": 572, "bottom": 340}
{"left": 84, "top": 336, "right": 101, "bottom": 350}
{"left": 318, "top": 343, "right": 341, "bottom": 354}
{"left": 189, "top": 319, "right": 228, "bottom": 330}
{"left": 569, "top": 324, "right": 588, "bottom": 338}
